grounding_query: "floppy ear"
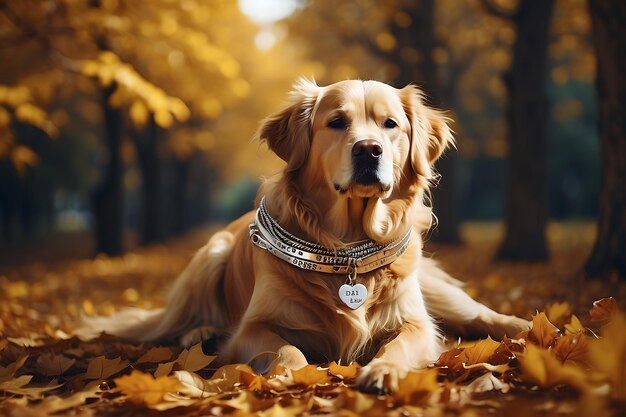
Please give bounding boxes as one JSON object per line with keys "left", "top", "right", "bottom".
{"left": 255, "top": 79, "right": 320, "bottom": 171}
{"left": 400, "top": 85, "right": 454, "bottom": 179}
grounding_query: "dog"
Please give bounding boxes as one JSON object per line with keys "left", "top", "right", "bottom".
{"left": 85, "top": 79, "right": 529, "bottom": 392}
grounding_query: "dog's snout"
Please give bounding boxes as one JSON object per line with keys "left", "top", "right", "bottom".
{"left": 352, "top": 140, "right": 383, "bottom": 160}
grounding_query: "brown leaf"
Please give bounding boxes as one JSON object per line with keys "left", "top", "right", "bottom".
{"left": 589, "top": 297, "right": 617, "bottom": 324}
{"left": 528, "top": 312, "right": 560, "bottom": 348}
{"left": 114, "top": 370, "right": 182, "bottom": 407}
{"left": 435, "top": 347, "right": 464, "bottom": 374}
{"left": 0, "top": 355, "right": 28, "bottom": 381}
{"left": 36, "top": 353, "right": 76, "bottom": 377}
{"left": 552, "top": 332, "right": 589, "bottom": 367}
{"left": 175, "top": 342, "right": 216, "bottom": 372}
{"left": 84, "top": 356, "right": 129, "bottom": 380}
{"left": 135, "top": 346, "right": 174, "bottom": 364}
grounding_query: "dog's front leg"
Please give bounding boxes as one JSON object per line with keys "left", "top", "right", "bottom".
{"left": 217, "top": 322, "right": 308, "bottom": 374}
{"left": 357, "top": 319, "right": 440, "bottom": 393}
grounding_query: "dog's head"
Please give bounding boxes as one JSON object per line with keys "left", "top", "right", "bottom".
{"left": 258, "top": 79, "right": 452, "bottom": 199}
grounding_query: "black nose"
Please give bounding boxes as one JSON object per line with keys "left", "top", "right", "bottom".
{"left": 352, "top": 140, "right": 383, "bottom": 160}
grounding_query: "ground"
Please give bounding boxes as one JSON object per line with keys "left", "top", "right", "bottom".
{"left": 0, "top": 222, "right": 625, "bottom": 416}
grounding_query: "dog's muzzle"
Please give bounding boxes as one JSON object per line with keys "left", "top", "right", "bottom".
{"left": 352, "top": 139, "right": 383, "bottom": 185}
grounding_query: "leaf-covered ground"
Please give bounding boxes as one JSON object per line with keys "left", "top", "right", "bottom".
{"left": 1, "top": 222, "right": 625, "bottom": 416}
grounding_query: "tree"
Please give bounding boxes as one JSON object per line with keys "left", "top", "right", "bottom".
{"left": 584, "top": 0, "right": 626, "bottom": 279}
{"left": 482, "top": 0, "right": 556, "bottom": 261}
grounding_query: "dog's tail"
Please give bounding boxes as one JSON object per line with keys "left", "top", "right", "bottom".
{"left": 77, "top": 230, "right": 236, "bottom": 343}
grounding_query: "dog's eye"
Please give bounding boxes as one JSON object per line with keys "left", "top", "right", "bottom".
{"left": 384, "top": 118, "right": 398, "bottom": 129}
{"left": 328, "top": 118, "right": 348, "bottom": 129}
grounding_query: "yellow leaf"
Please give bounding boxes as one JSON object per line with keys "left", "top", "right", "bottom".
{"left": 328, "top": 361, "right": 360, "bottom": 380}
{"left": 291, "top": 365, "right": 332, "bottom": 386}
{"left": 588, "top": 309, "right": 626, "bottom": 401}
{"left": 519, "top": 344, "right": 588, "bottom": 392}
{"left": 546, "top": 301, "right": 572, "bottom": 327}
{"left": 114, "top": 370, "right": 181, "bottom": 407}
{"left": 460, "top": 336, "right": 501, "bottom": 366}
{"left": 237, "top": 364, "right": 270, "bottom": 391}
{"left": 393, "top": 368, "right": 439, "bottom": 404}
{"left": 84, "top": 356, "right": 129, "bottom": 380}
{"left": 564, "top": 314, "right": 585, "bottom": 334}
{"left": 528, "top": 312, "right": 560, "bottom": 348}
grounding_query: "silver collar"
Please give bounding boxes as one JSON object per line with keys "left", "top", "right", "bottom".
{"left": 249, "top": 196, "right": 412, "bottom": 276}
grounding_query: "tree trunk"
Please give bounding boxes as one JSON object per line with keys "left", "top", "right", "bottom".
{"left": 394, "top": 0, "right": 462, "bottom": 243}
{"left": 584, "top": 0, "right": 626, "bottom": 279}
{"left": 92, "top": 84, "right": 124, "bottom": 256}
{"left": 170, "top": 156, "right": 190, "bottom": 236}
{"left": 133, "top": 116, "right": 163, "bottom": 245}
{"left": 496, "top": 0, "right": 554, "bottom": 260}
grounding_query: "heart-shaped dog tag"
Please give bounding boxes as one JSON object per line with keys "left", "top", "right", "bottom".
{"left": 338, "top": 283, "right": 368, "bottom": 310}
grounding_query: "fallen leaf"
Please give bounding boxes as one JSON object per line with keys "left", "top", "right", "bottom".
{"left": 291, "top": 365, "right": 332, "bottom": 386}
{"left": 588, "top": 308, "right": 626, "bottom": 401}
{"left": 528, "top": 312, "right": 560, "bottom": 348}
{"left": 154, "top": 361, "right": 178, "bottom": 378}
{"left": 564, "top": 314, "right": 585, "bottom": 335}
{"left": 175, "top": 343, "right": 216, "bottom": 372}
{"left": 552, "top": 332, "right": 589, "bottom": 367}
{"left": 589, "top": 297, "right": 616, "bottom": 324}
{"left": 114, "top": 370, "right": 182, "bottom": 407}
{"left": 519, "top": 344, "right": 589, "bottom": 392}
{"left": 546, "top": 301, "right": 572, "bottom": 328}
{"left": 328, "top": 361, "right": 360, "bottom": 380}
{"left": 393, "top": 368, "right": 439, "bottom": 405}
{"left": 0, "top": 375, "right": 63, "bottom": 398}
{"left": 84, "top": 356, "right": 129, "bottom": 380}
{"left": 135, "top": 346, "right": 174, "bottom": 364}
{"left": 32, "top": 386, "right": 100, "bottom": 414}
{"left": 174, "top": 370, "right": 212, "bottom": 398}
{"left": 237, "top": 364, "right": 271, "bottom": 391}
{"left": 204, "top": 364, "right": 245, "bottom": 393}
{"left": 36, "top": 353, "right": 76, "bottom": 376}
{"left": 0, "top": 355, "right": 28, "bottom": 380}
{"left": 460, "top": 336, "right": 501, "bottom": 366}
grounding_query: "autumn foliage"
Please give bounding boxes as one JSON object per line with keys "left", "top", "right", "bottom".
{"left": 0, "top": 227, "right": 625, "bottom": 416}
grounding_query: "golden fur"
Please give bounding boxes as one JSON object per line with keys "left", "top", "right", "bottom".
{"left": 84, "top": 79, "right": 529, "bottom": 391}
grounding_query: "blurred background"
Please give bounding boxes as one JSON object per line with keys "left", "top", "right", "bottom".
{"left": 0, "top": 0, "right": 622, "bottom": 284}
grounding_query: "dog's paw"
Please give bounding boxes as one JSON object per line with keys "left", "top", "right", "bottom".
{"left": 180, "top": 326, "right": 217, "bottom": 347}
{"left": 356, "top": 360, "right": 409, "bottom": 394}
{"left": 484, "top": 314, "right": 532, "bottom": 340}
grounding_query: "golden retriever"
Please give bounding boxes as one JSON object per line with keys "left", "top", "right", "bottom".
{"left": 86, "top": 79, "right": 529, "bottom": 392}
